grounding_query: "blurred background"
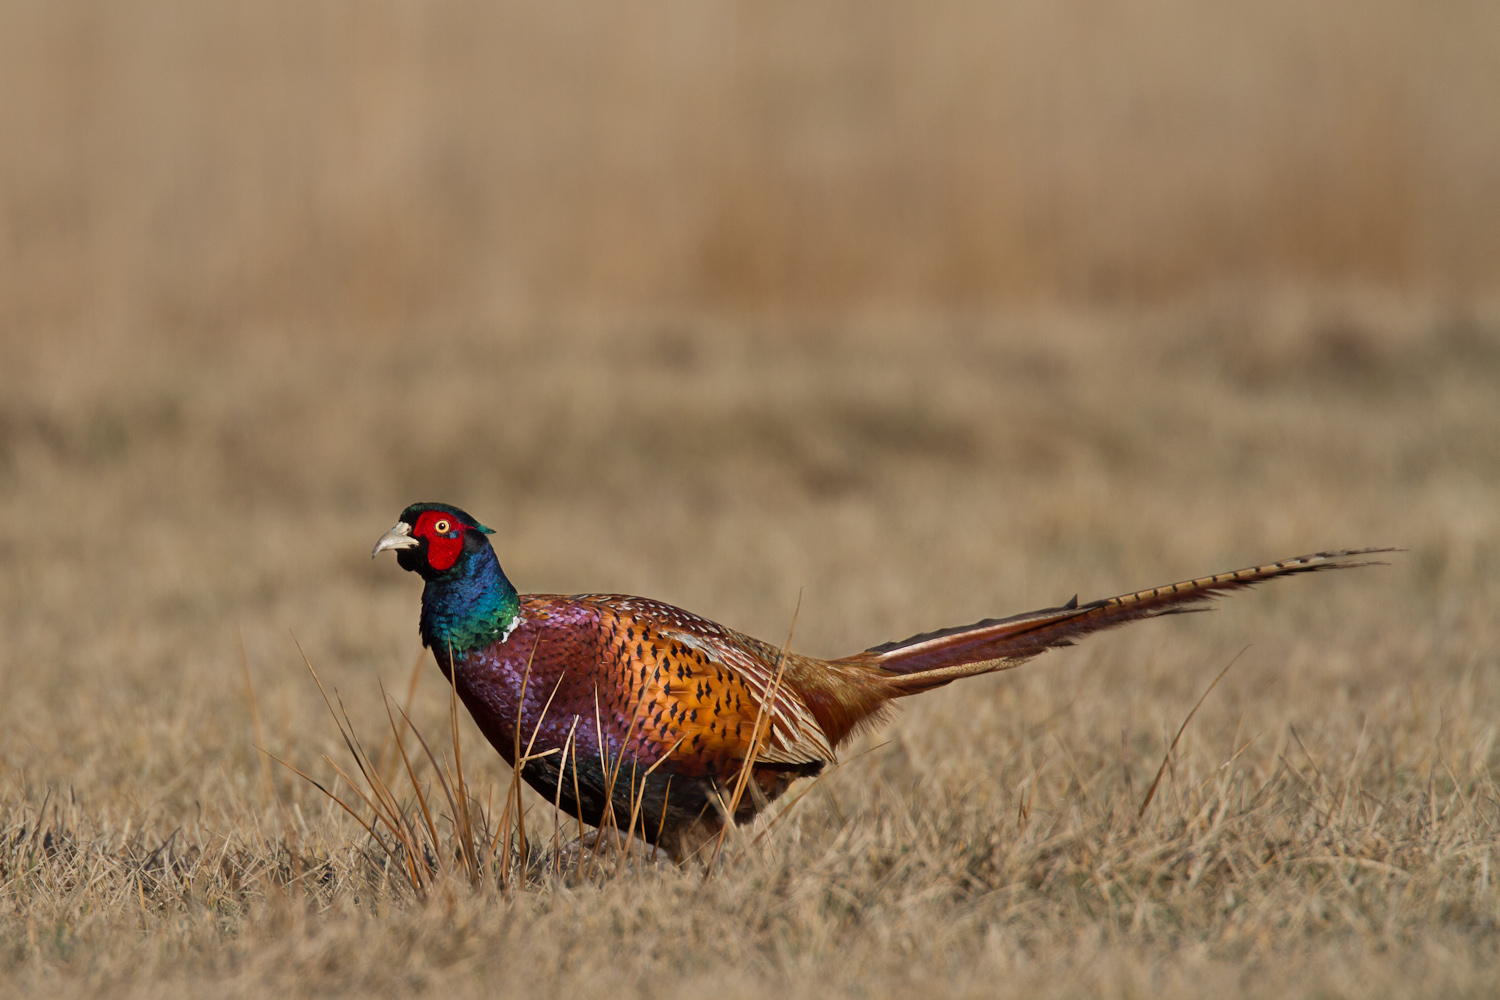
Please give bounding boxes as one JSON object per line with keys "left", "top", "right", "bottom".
{"left": 1, "top": 0, "right": 1498, "bottom": 846}
{"left": 4, "top": 0, "right": 1499, "bottom": 338}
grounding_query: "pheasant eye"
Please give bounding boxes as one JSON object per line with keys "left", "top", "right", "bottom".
{"left": 434, "top": 519, "right": 451, "bottom": 534}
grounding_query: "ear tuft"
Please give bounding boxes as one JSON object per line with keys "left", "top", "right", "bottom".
{"left": 477, "top": 524, "right": 496, "bottom": 535}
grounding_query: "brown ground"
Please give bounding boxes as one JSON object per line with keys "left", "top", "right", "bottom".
{"left": 4, "top": 304, "right": 1499, "bottom": 998}
{"left": 4, "top": 3, "right": 1500, "bottom": 997}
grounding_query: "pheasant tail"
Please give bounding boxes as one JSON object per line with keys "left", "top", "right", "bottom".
{"left": 841, "top": 548, "right": 1395, "bottom": 697}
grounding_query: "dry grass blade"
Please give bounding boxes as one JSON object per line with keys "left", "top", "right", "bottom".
{"left": 1138, "top": 646, "right": 1249, "bottom": 819}
{"left": 623, "top": 736, "right": 685, "bottom": 864}
{"left": 605, "top": 698, "right": 650, "bottom": 851}
{"left": 261, "top": 751, "right": 376, "bottom": 844}
{"left": 497, "top": 642, "right": 537, "bottom": 886}
{"left": 280, "top": 634, "right": 501, "bottom": 898}
{"left": 549, "top": 719, "right": 581, "bottom": 875}
{"left": 260, "top": 749, "right": 415, "bottom": 890}
{"left": 321, "top": 708, "right": 434, "bottom": 894}
{"left": 445, "top": 643, "right": 478, "bottom": 884}
{"left": 585, "top": 688, "right": 611, "bottom": 881}
{"left": 388, "top": 700, "right": 475, "bottom": 882}
{"left": 488, "top": 661, "right": 568, "bottom": 884}
{"left": 381, "top": 694, "right": 445, "bottom": 877}
{"left": 332, "top": 691, "right": 419, "bottom": 849}
{"left": 750, "top": 741, "right": 890, "bottom": 848}
{"left": 596, "top": 673, "right": 653, "bottom": 861}
{"left": 371, "top": 651, "right": 429, "bottom": 798}
{"left": 237, "top": 625, "right": 275, "bottom": 803}
{"left": 708, "top": 589, "right": 803, "bottom": 875}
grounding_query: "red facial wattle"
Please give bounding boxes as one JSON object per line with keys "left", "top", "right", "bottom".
{"left": 411, "top": 510, "right": 466, "bottom": 572}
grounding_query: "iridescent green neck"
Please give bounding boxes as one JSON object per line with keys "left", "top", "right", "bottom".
{"left": 419, "top": 538, "right": 520, "bottom": 655}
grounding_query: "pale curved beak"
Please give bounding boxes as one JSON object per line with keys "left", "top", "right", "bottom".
{"left": 372, "top": 521, "right": 419, "bottom": 558}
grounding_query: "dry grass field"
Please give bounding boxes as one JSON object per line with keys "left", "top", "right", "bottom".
{"left": 4, "top": 3, "right": 1500, "bottom": 998}
{"left": 4, "top": 306, "right": 1499, "bottom": 998}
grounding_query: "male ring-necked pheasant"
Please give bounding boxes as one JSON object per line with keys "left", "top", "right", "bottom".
{"left": 374, "top": 502, "right": 1386, "bottom": 860}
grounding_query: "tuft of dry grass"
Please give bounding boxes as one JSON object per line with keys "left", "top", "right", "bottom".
{"left": 2, "top": 303, "right": 1499, "bottom": 996}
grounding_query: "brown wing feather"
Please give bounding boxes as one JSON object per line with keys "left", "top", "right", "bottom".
{"left": 590, "top": 597, "right": 836, "bottom": 772}
{"left": 842, "top": 548, "right": 1394, "bottom": 695}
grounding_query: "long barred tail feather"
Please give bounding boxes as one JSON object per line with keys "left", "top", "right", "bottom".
{"left": 841, "top": 549, "right": 1395, "bottom": 696}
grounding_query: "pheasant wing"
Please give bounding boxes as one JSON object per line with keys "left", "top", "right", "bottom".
{"left": 588, "top": 597, "right": 835, "bottom": 773}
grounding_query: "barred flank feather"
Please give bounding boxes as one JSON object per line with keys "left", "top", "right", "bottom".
{"left": 841, "top": 549, "right": 1396, "bottom": 696}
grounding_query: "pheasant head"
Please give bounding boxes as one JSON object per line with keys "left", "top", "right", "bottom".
{"left": 373, "top": 502, "right": 520, "bottom": 656}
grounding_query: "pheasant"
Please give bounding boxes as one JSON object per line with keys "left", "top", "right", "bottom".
{"left": 373, "top": 502, "right": 1387, "bottom": 861}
